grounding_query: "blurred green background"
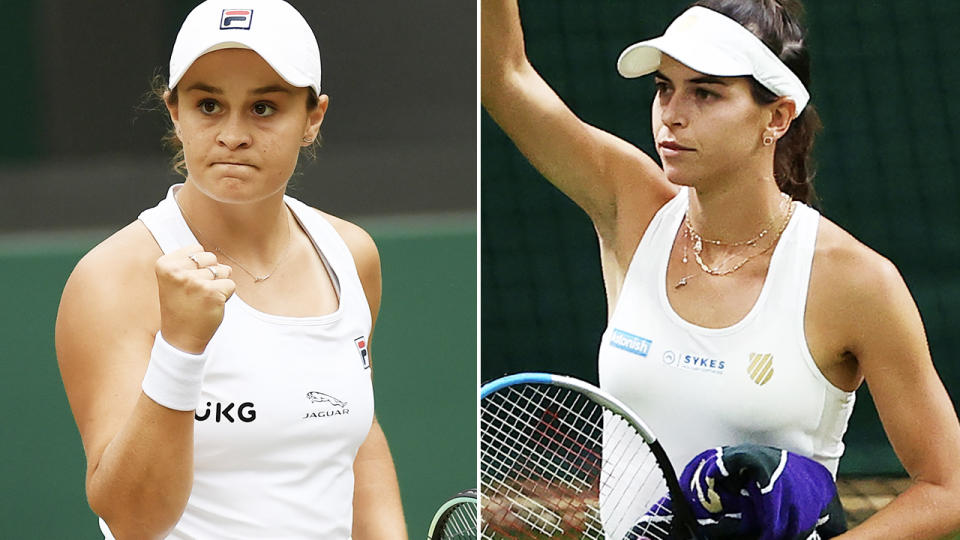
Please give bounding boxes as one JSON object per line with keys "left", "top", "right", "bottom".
{"left": 0, "top": 0, "right": 475, "bottom": 538}
{"left": 482, "top": 0, "right": 960, "bottom": 477}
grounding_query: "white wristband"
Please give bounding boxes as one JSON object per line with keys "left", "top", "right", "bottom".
{"left": 141, "top": 331, "right": 208, "bottom": 411}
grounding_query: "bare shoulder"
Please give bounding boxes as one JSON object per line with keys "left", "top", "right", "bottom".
{"left": 810, "top": 216, "right": 904, "bottom": 303}
{"left": 58, "top": 220, "right": 163, "bottom": 342}
{"left": 807, "top": 216, "right": 916, "bottom": 362}
{"left": 77, "top": 220, "right": 163, "bottom": 273}
{"left": 312, "top": 209, "right": 380, "bottom": 274}
{"left": 65, "top": 221, "right": 162, "bottom": 299}
{"left": 804, "top": 216, "right": 922, "bottom": 389}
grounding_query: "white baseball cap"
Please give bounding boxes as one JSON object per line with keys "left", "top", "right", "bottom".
{"left": 617, "top": 6, "right": 809, "bottom": 115}
{"left": 168, "top": 0, "right": 322, "bottom": 95}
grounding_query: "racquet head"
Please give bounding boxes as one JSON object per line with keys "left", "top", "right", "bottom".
{"left": 480, "top": 373, "right": 698, "bottom": 539}
{"left": 427, "top": 488, "right": 478, "bottom": 540}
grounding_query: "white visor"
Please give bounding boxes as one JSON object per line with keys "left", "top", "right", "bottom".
{"left": 169, "top": 0, "right": 322, "bottom": 95}
{"left": 617, "top": 6, "right": 809, "bottom": 115}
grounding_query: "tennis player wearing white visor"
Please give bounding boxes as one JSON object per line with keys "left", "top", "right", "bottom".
{"left": 57, "top": 0, "right": 407, "bottom": 538}
{"left": 481, "top": 0, "right": 960, "bottom": 537}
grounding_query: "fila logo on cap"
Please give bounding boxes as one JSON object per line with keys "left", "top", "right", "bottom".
{"left": 220, "top": 9, "right": 253, "bottom": 30}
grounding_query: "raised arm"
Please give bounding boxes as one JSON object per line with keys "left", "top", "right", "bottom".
{"left": 56, "top": 224, "right": 234, "bottom": 539}
{"left": 481, "top": 0, "right": 675, "bottom": 236}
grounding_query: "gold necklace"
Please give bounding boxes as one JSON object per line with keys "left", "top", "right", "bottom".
{"left": 675, "top": 194, "right": 794, "bottom": 288}
{"left": 684, "top": 192, "right": 790, "bottom": 250}
{"left": 175, "top": 194, "right": 293, "bottom": 283}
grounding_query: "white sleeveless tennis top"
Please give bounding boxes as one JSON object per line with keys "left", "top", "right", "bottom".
{"left": 598, "top": 189, "right": 855, "bottom": 538}
{"left": 100, "top": 185, "right": 375, "bottom": 539}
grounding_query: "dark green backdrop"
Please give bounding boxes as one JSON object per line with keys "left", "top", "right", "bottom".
{"left": 0, "top": 220, "right": 475, "bottom": 538}
{"left": 481, "top": 0, "right": 960, "bottom": 476}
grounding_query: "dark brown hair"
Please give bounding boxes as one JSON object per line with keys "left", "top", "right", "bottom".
{"left": 149, "top": 74, "right": 322, "bottom": 178}
{"left": 693, "top": 0, "right": 822, "bottom": 204}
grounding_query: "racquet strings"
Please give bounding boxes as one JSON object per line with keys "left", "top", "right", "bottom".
{"left": 435, "top": 496, "right": 478, "bottom": 540}
{"left": 481, "top": 382, "right": 676, "bottom": 539}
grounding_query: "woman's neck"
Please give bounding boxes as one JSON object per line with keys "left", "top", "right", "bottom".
{"left": 174, "top": 180, "right": 292, "bottom": 266}
{"left": 686, "top": 172, "right": 787, "bottom": 243}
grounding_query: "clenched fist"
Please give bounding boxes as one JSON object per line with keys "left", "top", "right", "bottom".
{"left": 156, "top": 244, "right": 235, "bottom": 354}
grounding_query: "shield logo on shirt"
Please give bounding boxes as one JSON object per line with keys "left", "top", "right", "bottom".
{"left": 747, "top": 353, "right": 775, "bottom": 385}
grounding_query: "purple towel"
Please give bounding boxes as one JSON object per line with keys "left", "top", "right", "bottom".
{"left": 629, "top": 444, "right": 847, "bottom": 539}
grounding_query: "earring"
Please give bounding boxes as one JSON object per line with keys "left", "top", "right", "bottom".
{"left": 302, "top": 137, "right": 314, "bottom": 144}
{"left": 763, "top": 135, "right": 774, "bottom": 146}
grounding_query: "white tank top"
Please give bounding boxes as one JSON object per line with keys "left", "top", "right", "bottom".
{"left": 100, "top": 185, "right": 375, "bottom": 539}
{"left": 597, "top": 189, "right": 855, "bottom": 538}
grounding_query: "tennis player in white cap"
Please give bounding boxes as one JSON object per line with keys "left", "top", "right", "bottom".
{"left": 483, "top": 0, "right": 960, "bottom": 536}
{"left": 57, "top": 1, "right": 406, "bottom": 538}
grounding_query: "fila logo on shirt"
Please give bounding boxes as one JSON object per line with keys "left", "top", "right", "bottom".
{"left": 303, "top": 391, "right": 351, "bottom": 420}
{"left": 747, "top": 353, "right": 775, "bottom": 386}
{"left": 355, "top": 336, "right": 370, "bottom": 369}
{"left": 220, "top": 9, "right": 253, "bottom": 30}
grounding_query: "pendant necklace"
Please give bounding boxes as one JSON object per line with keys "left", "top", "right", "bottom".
{"left": 175, "top": 193, "right": 293, "bottom": 283}
{"left": 675, "top": 193, "right": 793, "bottom": 289}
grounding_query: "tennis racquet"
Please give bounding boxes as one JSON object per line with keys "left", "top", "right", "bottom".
{"left": 427, "top": 488, "right": 478, "bottom": 540}
{"left": 480, "top": 372, "right": 699, "bottom": 539}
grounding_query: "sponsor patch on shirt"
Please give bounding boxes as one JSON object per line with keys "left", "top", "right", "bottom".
{"left": 663, "top": 349, "right": 726, "bottom": 375}
{"left": 610, "top": 329, "right": 652, "bottom": 357}
{"left": 355, "top": 336, "right": 370, "bottom": 369}
{"left": 303, "top": 391, "right": 350, "bottom": 420}
{"left": 747, "top": 352, "right": 775, "bottom": 385}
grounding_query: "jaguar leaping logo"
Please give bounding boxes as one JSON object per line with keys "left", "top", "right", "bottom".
{"left": 306, "top": 392, "right": 347, "bottom": 408}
